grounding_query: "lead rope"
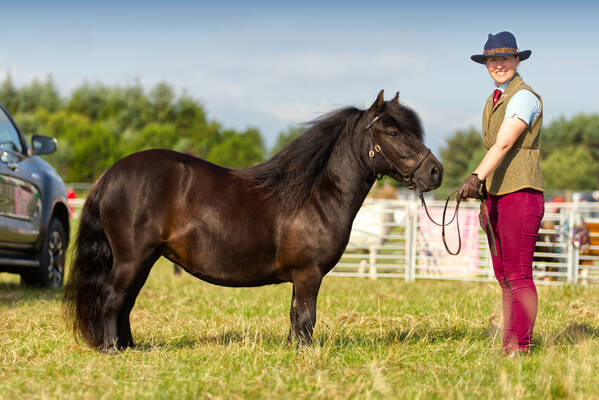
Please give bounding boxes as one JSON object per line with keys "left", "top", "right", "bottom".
{"left": 419, "top": 190, "right": 461, "bottom": 255}
{"left": 419, "top": 191, "right": 497, "bottom": 257}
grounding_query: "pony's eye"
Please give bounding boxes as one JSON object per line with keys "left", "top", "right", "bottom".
{"left": 386, "top": 130, "right": 398, "bottom": 137}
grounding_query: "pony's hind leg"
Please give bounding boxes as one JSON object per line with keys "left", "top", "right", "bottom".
{"left": 101, "top": 253, "right": 159, "bottom": 351}
{"left": 287, "top": 286, "right": 297, "bottom": 344}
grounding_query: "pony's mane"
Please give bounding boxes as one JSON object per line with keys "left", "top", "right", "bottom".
{"left": 233, "top": 107, "right": 362, "bottom": 212}
{"left": 233, "top": 100, "right": 424, "bottom": 213}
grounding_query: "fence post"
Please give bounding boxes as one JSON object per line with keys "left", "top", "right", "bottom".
{"left": 573, "top": 243, "right": 580, "bottom": 285}
{"left": 566, "top": 209, "right": 576, "bottom": 284}
{"left": 571, "top": 207, "right": 581, "bottom": 285}
{"left": 409, "top": 196, "right": 418, "bottom": 282}
{"left": 404, "top": 200, "right": 412, "bottom": 281}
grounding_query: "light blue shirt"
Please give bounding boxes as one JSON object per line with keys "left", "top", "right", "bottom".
{"left": 495, "top": 79, "right": 541, "bottom": 126}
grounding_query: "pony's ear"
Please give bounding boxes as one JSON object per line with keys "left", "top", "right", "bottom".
{"left": 368, "top": 90, "right": 385, "bottom": 114}
{"left": 392, "top": 91, "right": 400, "bottom": 104}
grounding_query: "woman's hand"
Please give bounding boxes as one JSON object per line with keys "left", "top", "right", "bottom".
{"left": 457, "top": 173, "right": 484, "bottom": 200}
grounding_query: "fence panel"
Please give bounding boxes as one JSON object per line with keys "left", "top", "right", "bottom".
{"left": 330, "top": 199, "right": 410, "bottom": 279}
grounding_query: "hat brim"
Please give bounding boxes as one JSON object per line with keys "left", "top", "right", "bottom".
{"left": 470, "top": 50, "right": 531, "bottom": 64}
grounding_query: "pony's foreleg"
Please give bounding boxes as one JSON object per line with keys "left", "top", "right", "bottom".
{"left": 291, "top": 269, "right": 323, "bottom": 345}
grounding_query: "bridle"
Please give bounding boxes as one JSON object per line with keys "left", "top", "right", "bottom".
{"left": 364, "top": 114, "right": 496, "bottom": 257}
{"left": 365, "top": 114, "right": 431, "bottom": 188}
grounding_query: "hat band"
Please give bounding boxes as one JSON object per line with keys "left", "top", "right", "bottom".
{"left": 483, "top": 47, "right": 518, "bottom": 56}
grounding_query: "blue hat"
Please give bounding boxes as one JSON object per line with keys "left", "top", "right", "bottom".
{"left": 471, "top": 31, "right": 531, "bottom": 64}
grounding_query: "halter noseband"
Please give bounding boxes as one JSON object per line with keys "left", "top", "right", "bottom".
{"left": 365, "top": 114, "right": 432, "bottom": 188}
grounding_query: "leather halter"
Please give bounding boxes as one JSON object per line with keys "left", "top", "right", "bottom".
{"left": 365, "top": 114, "right": 432, "bottom": 188}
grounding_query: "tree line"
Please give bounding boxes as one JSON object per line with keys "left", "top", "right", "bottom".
{"left": 0, "top": 75, "right": 268, "bottom": 182}
{"left": 1, "top": 75, "right": 596, "bottom": 191}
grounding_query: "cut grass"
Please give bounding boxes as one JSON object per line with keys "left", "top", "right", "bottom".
{"left": 1, "top": 259, "right": 598, "bottom": 399}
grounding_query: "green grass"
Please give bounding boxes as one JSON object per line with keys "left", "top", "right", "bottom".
{"left": 1, "top": 259, "right": 598, "bottom": 399}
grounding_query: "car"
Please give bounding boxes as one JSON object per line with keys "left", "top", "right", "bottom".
{"left": 0, "top": 103, "right": 70, "bottom": 288}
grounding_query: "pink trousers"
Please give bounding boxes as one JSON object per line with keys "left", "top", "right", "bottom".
{"left": 486, "top": 189, "right": 544, "bottom": 351}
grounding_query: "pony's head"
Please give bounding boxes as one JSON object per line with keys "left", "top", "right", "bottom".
{"left": 359, "top": 90, "right": 442, "bottom": 192}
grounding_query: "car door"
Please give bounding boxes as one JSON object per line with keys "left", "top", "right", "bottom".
{"left": 0, "top": 108, "right": 42, "bottom": 247}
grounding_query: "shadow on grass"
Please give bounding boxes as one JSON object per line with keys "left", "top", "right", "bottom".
{"left": 132, "top": 325, "right": 491, "bottom": 352}
{"left": 134, "top": 330, "right": 288, "bottom": 351}
{"left": 112, "top": 322, "right": 599, "bottom": 352}
{"left": 545, "top": 323, "right": 599, "bottom": 346}
{"left": 0, "top": 281, "right": 63, "bottom": 306}
{"left": 317, "top": 326, "right": 489, "bottom": 348}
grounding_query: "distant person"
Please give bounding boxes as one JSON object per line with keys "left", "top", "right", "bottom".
{"left": 67, "top": 187, "right": 77, "bottom": 217}
{"left": 457, "top": 31, "right": 544, "bottom": 355}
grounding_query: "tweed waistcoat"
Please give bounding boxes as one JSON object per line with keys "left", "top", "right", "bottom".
{"left": 482, "top": 74, "right": 544, "bottom": 195}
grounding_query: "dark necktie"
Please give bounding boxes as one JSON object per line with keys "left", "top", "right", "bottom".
{"left": 493, "top": 89, "right": 502, "bottom": 105}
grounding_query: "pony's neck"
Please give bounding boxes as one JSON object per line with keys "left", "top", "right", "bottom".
{"left": 323, "top": 127, "right": 376, "bottom": 216}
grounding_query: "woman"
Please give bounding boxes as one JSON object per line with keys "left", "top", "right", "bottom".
{"left": 457, "top": 31, "right": 544, "bottom": 355}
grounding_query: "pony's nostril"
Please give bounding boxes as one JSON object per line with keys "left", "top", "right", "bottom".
{"left": 431, "top": 166, "right": 440, "bottom": 180}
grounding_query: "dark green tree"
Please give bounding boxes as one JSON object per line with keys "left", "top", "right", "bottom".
{"left": 67, "top": 83, "right": 110, "bottom": 120}
{"left": 0, "top": 73, "right": 19, "bottom": 113}
{"left": 12, "top": 112, "right": 44, "bottom": 137}
{"left": 541, "top": 145, "right": 598, "bottom": 190}
{"left": 125, "top": 123, "right": 178, "bottom": 153}
{"left": 149, "top": 82, "right": 175, "bottom": 124}
{"left": 67, "top": 120, "right": 123, "bottom": 182}
{"left": 542, "top": 113, "right": 599, "bottom": 161}
{"left": 114, "top": 83, "right": 152, "bottom": 130}
{"left": 6, "top": 78, "right": 270, "bottom": 182}
{"left": 206, "top": 128, "right": 264, "bottom": 168}
{"left": 12, "top": 76, "right": 62, "bottom": 113}
{"left": 438, "top": 128, "right": 483, "bottom": 190}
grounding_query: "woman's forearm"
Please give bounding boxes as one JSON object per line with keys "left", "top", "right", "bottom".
{"left": 474, "top": 144, "right": 512, "bottom": 180}
{"left": 473, "top": 117, "right": 527, "bottom": 180}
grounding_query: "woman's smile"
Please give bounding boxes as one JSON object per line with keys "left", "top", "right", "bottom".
{"left": 486, "top": 56, "right": 519, "bottom": 86}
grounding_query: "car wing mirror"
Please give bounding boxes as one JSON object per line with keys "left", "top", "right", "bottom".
{"left": 31, "top": 135, "right": 57, "bottom": 155}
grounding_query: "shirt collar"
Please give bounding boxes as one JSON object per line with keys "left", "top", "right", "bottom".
{"left": 494, "top": 78, "right": 513, "bottom": 92}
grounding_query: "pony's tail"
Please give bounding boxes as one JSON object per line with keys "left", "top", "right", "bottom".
{"left": 63, "top": 175, "right": 112, "bottom": 348}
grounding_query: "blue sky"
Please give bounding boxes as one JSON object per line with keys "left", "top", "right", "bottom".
{"left": 1, "top": 1, "right": 598, "bottom": 154}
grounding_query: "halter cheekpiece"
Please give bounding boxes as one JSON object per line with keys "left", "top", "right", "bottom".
{"left": 365, "top": 114, "right": 432, "bottom": 189}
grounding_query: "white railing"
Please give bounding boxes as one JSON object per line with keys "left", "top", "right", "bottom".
{"left": 67, "top": 197, "right": 599, "bottom": 285}
{"left": 330, "top": 198, "right": 599, "bottom": 285}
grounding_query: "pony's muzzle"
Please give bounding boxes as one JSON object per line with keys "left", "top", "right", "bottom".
{"left": 431, "top": 165, "right": 442, "bottom": 186}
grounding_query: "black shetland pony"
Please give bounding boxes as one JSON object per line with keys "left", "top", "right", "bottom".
{"left": 64, "top": 90, "right": 443, "bottom": 350}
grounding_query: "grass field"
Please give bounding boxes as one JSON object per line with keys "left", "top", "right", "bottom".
{"left": 1, "top": 258, "right": 598, "bottom": 399}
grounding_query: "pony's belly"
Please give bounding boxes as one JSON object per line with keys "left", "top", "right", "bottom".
{"left": 187, "top": 269, "right": 285, "bottom": 287}
{"left": 182, "top": 259, "right": 285, "bottom": 287}
{"left": 167, "top": 246, "right": 285, "bottom": 287}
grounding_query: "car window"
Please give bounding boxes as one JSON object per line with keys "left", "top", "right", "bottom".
{"left": 0, "top": 109, "right": 23, "bottom": 153}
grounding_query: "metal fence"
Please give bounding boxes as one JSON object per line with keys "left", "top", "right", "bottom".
{"left": 67, "top": 197, "right": 599, "bottom": 285}
{"left": 329, "top": 197, "right": 599, "bottom": 285}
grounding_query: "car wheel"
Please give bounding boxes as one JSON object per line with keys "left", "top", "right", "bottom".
{"left": 21, "top": 218, "right": 66, "bottom": 288}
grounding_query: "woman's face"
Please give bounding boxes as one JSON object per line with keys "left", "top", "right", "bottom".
{"left": 485, "top": 56, "right": 520, "bottom": 86}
